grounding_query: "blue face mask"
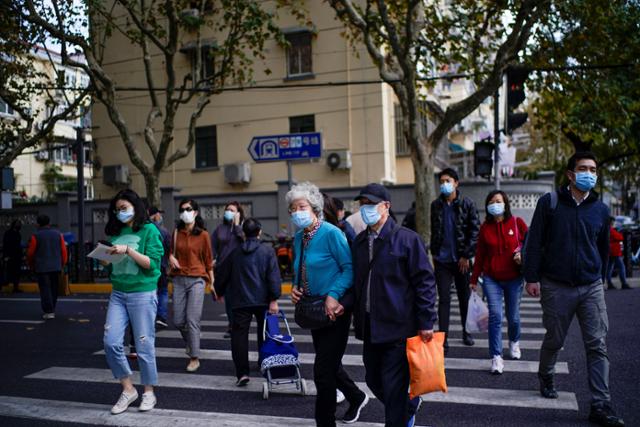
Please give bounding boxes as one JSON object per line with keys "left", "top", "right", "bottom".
{"left": 487, "top": 202, "right": 505, "bottom": 217}
{"left": 117, "top": 209, "right": 134, "bottom": 223}
{"left": 360, "top": 204, "right": 382, "bottom": 226}
{"left": 223, "top": 210, "right": 235, "bottom": 222}
{"left": 440, "top": 182, "right": 454, "bottom": 196}
{"left": 574, "top": 172, "right": 597, "bottom": 192}
{"left": 153, "top": 216, "right": 163, "bottom": 226}
{"left": 291, "top": 210, "right": 313, "bottom": 229}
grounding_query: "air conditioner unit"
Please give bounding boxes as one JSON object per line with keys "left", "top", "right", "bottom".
{"left": 35, "top": 150, "right": 49, "bottom": 161}
{"left": 224, "top": 162, "right": 251, "bottom": 184}
{"left": 103, "top": 165, "right": 129, "bottom": 186}
{"left": 326, "top": 150, "right": 352, "bottom": 170}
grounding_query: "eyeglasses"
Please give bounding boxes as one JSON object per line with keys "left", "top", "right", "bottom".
{"left": 179, "top": 207, "right": 194, "bottom": 213}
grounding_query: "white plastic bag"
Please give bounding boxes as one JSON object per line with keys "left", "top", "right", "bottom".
{"left": 465, "top": 290, "right": 489, "bottom": 333}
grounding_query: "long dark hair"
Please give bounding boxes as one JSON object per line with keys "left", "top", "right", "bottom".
{"left": 177, "top": 199, "right": 206, "bottom": 235}
{"left": 484, "top": 190, "right": 513, "bottom": 223}
{"left": 224, "top": 201, "right": 245, "bottom": 224}
{"left": 105, "top": 189, "right": 148, "bottom": 236}
{"left": 322, "top": 193, "right": 339, "bottom": 227}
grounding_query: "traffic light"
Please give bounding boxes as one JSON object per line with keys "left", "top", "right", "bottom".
{"left": 505, "top": 66, "right": 530, "bottom": 134}
{"left": 474, "top": 140, "right": 494, "bottom": 177}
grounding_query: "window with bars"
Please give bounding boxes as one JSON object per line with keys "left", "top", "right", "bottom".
{"left": 289, "top": 114, "right": 315, "bottom": 133}
{"left": 393, "top": 102, "right": 430, "bottom": 156}
{"left": 285, "top": 32, "right": 312, "bottom": 77}
{"left": 195, "top": 125, "right": 218, "bottom": 169}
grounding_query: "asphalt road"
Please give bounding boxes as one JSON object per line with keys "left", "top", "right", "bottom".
{"left": 0, "top": 283, "right": 638, "bottom": 427}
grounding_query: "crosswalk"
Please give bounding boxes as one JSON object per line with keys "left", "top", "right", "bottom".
{"left": 0, "top": 291, "right": 580, "bottom": 426}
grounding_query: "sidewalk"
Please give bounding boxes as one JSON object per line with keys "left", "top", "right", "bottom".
{"left": 0, "top": 281, "right": 294, "bottom": 295}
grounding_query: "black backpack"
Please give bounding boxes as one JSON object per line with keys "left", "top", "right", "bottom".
{"left": 521, "top": 190, "right": 558, "bottom": 271}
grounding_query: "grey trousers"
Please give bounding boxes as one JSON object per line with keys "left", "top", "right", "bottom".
{"left": 172, "top": 276, "right": 205, "bottom": 358}
{"left": 539, "top": 277, "right": 611, "bottom": 406}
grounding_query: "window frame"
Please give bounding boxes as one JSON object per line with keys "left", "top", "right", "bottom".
{"left": 289, "top": 114, "right": 315, "bottom": 134}
{"left": 194, "top": 125, "right": 218, "bottom": 170}
{"left": 284, "top": 30, "right": 313, "bottom": 80}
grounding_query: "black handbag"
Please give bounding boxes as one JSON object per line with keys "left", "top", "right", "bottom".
{"left": 293, "top": 241, "right": 333, "bottom": 330}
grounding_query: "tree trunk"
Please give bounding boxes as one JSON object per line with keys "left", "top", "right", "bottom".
{"left": 143, "top": 173, "right": 161, "bottom": 209}
{"left": 411, "top": 142, "right": 435, "bottom": 244}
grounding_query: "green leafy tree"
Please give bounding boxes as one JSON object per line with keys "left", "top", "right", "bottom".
{"left": 327, "top": 0, "right": 550, "bottom": 240}
{"left": 529, "top": 0, "right": 640, "bottom": 184}
{"left": 19, "top": 0, "right": 294, "bottom": 207}
{"left": 0, "top": 3, "right": 90, "bottom": 168}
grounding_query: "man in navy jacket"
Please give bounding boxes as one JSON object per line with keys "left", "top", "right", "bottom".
{"left": 351, "top": 183, "right": 437, "bottom": 427}
{"left": 524, "top": 152, "right": 623, "bottom": 427}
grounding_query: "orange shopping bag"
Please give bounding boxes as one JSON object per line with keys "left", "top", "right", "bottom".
{"left": 406, "top": 331, "right": 447, "bottom": 399}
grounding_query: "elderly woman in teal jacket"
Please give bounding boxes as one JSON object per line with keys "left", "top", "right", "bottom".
{"left": 288, "top": 182, "right": 368, "bottom": 427}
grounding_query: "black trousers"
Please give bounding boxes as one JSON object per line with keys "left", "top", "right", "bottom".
{"left": 231, "top": 306, "right": 266, "bottom": 379}
{"left": 311, "top": 313, "right": 364, "bottom": 427}
{"left": 37, "top": 272, "right": 60, "bottom": 314}
{"left": 5, "top": 257, "right": 21, "bottom": 286}
{"left": 434, "top": 260, "right": 470, "bottom": 337}
{"left": 363, "top": 316, "right": 417, "bottom": 427}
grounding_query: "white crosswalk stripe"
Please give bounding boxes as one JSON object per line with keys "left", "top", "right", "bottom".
{"left": 8, "top": 286, "right": 578, "bottom": 427}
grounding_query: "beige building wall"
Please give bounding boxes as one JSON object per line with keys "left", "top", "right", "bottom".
{"left": 92, "top": 2, "right": 403, "bottom": 200}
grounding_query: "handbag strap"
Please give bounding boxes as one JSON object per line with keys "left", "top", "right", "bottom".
{"left": 295, "top": 237, "right": 305, "bottom": 290}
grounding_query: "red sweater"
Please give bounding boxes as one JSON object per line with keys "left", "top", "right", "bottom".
{"left": 471, "top": 216, "right": 528, "bottom": 284}
{"left": 609, "top": 227, "right": 623, "bottom": 257}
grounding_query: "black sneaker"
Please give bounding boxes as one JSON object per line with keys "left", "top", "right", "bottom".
{"left": 463, "top": 332, "right": 475, "bottom": 346}
{"left": 538, "top": 373, "right": 558, "bottom": 399}
{"left": 342, "top": 392, "right": 369, "bottom": 424}
{"left": 236, "top": 376, "right": 250, "bottom": 387}
{"left": 606, "top": 283, "right": 616, "bottom": 290}
{"left": 589, "top": 404, "right": 624, "bottom": 427}
{"left": 155, "top": 317, "right": 168, "bottom": 329}
{"left": 621, "top": 284, "right": 632, "bottom": 290}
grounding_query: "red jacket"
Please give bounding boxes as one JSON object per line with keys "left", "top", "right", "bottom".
{"left": 609, "top": 227, "right": 624, "bottom": 257}
{"left": 471, "top": 216, "right": 528, "bottom": 284}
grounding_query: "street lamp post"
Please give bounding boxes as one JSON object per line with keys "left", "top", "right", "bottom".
{"left": 75, "top": 127, "right": 87, "bottom": 282}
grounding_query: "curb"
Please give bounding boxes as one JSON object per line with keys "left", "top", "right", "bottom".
{"left": 1, "top": 282, "right": 293, "bottom": 295}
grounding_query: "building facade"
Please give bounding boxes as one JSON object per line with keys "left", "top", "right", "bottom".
{"left": 3, "top": 47, "right": 93, "bottom": 202}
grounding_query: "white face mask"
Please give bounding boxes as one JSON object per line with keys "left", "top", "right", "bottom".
{"left": 180, "top": 211, "right": 196, "bottom": 224}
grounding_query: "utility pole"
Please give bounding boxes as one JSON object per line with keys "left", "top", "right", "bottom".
{"left": 494, "top": 87, "right": 501, "bottom": 190}
{"left": 75, "top": 127, "right": 87, "bottom": 282}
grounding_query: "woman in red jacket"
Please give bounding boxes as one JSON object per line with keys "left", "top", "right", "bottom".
{"left": 470, "top": 190, "right": 527, "bottom": 374}
{"left": 607, "top": 217, "right": 630, "bottom": 290}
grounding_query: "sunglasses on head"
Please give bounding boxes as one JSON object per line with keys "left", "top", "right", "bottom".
{"left": 179, "top": 207, "right": 194, "bottom": 213}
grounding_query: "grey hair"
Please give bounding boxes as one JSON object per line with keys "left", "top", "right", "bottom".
{"left": 285, "top": 181, "right": 324, "bottom": 216}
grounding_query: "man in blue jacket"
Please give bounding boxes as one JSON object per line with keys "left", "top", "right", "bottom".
{"left": 351, "top": 183, "right": 437, "bottom": 427}
{"left": 524, "top": 152, "right": 623, "bottom": 427}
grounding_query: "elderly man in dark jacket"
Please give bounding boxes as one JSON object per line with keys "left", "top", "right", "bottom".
{"left": 430, "top": 167, "right": 480, "bottom": 352}
{"left": 351, "top": 183, "right": 437, "bottom": 427}
{"left": 524, "top": 152, "right": 623, "bottom": 427}
{"left": 215, "top": 218, "right": 281, "bottom": 387}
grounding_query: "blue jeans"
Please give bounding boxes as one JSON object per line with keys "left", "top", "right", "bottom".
{"left": 104, "top": 290, "right": 158, "bottom": 385}
{"left": 606, "top": 256, "right": 628, "bottom": 287}
{"left": 156, "top": 271, "right": 169, "bottom": 320}
{"left": 481, "top": 275, "right": 524, "bottom": 357}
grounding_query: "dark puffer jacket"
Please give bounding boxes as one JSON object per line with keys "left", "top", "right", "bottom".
{"left": 430, "top": 190, "right": 480, "bottom": 260}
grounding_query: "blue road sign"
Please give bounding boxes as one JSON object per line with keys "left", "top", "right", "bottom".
{"left": 248, "top": 132, "right": 322, "bottom": 162}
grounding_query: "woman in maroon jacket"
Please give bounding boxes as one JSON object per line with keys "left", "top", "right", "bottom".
{"left": 606, "top": 217, "right": 630, "bottom": 290}
{"left": 470, "top": 190, "right": 527, "bottom": 374}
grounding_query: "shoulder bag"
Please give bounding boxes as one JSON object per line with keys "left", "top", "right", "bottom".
{"left": 293, "top": 239, "right": 333, "bottom": 330}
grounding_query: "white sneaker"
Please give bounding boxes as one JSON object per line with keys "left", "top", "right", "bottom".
{"left": 491, "top": 355, "right": 504, "bottom": 375}
{"left": 336, "top": 389, "right": 346, "bottom": 404}
{"left": 509, "top": 341, "right": 521, "bottom": 360}
{"left": 110, "top": 389, "right": 138, "bottom": 415}
{"left": 138, "top": 391, "right": 156, "bottom": 412}
{"left": 42, "top": 313, "right": 55, "bottom": 320}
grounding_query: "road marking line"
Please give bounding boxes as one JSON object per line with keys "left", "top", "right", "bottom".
{"left": 23, "top": 368, "right": 578, "bottom": 411}
{"left": 0, "top": 319, "right": 45, "bottom": 324}
{"left": 0, "top": 395, "right": 384, "bottom": 427}
{"left": 95, "top": 346, "right": 567, "bottom": 373}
